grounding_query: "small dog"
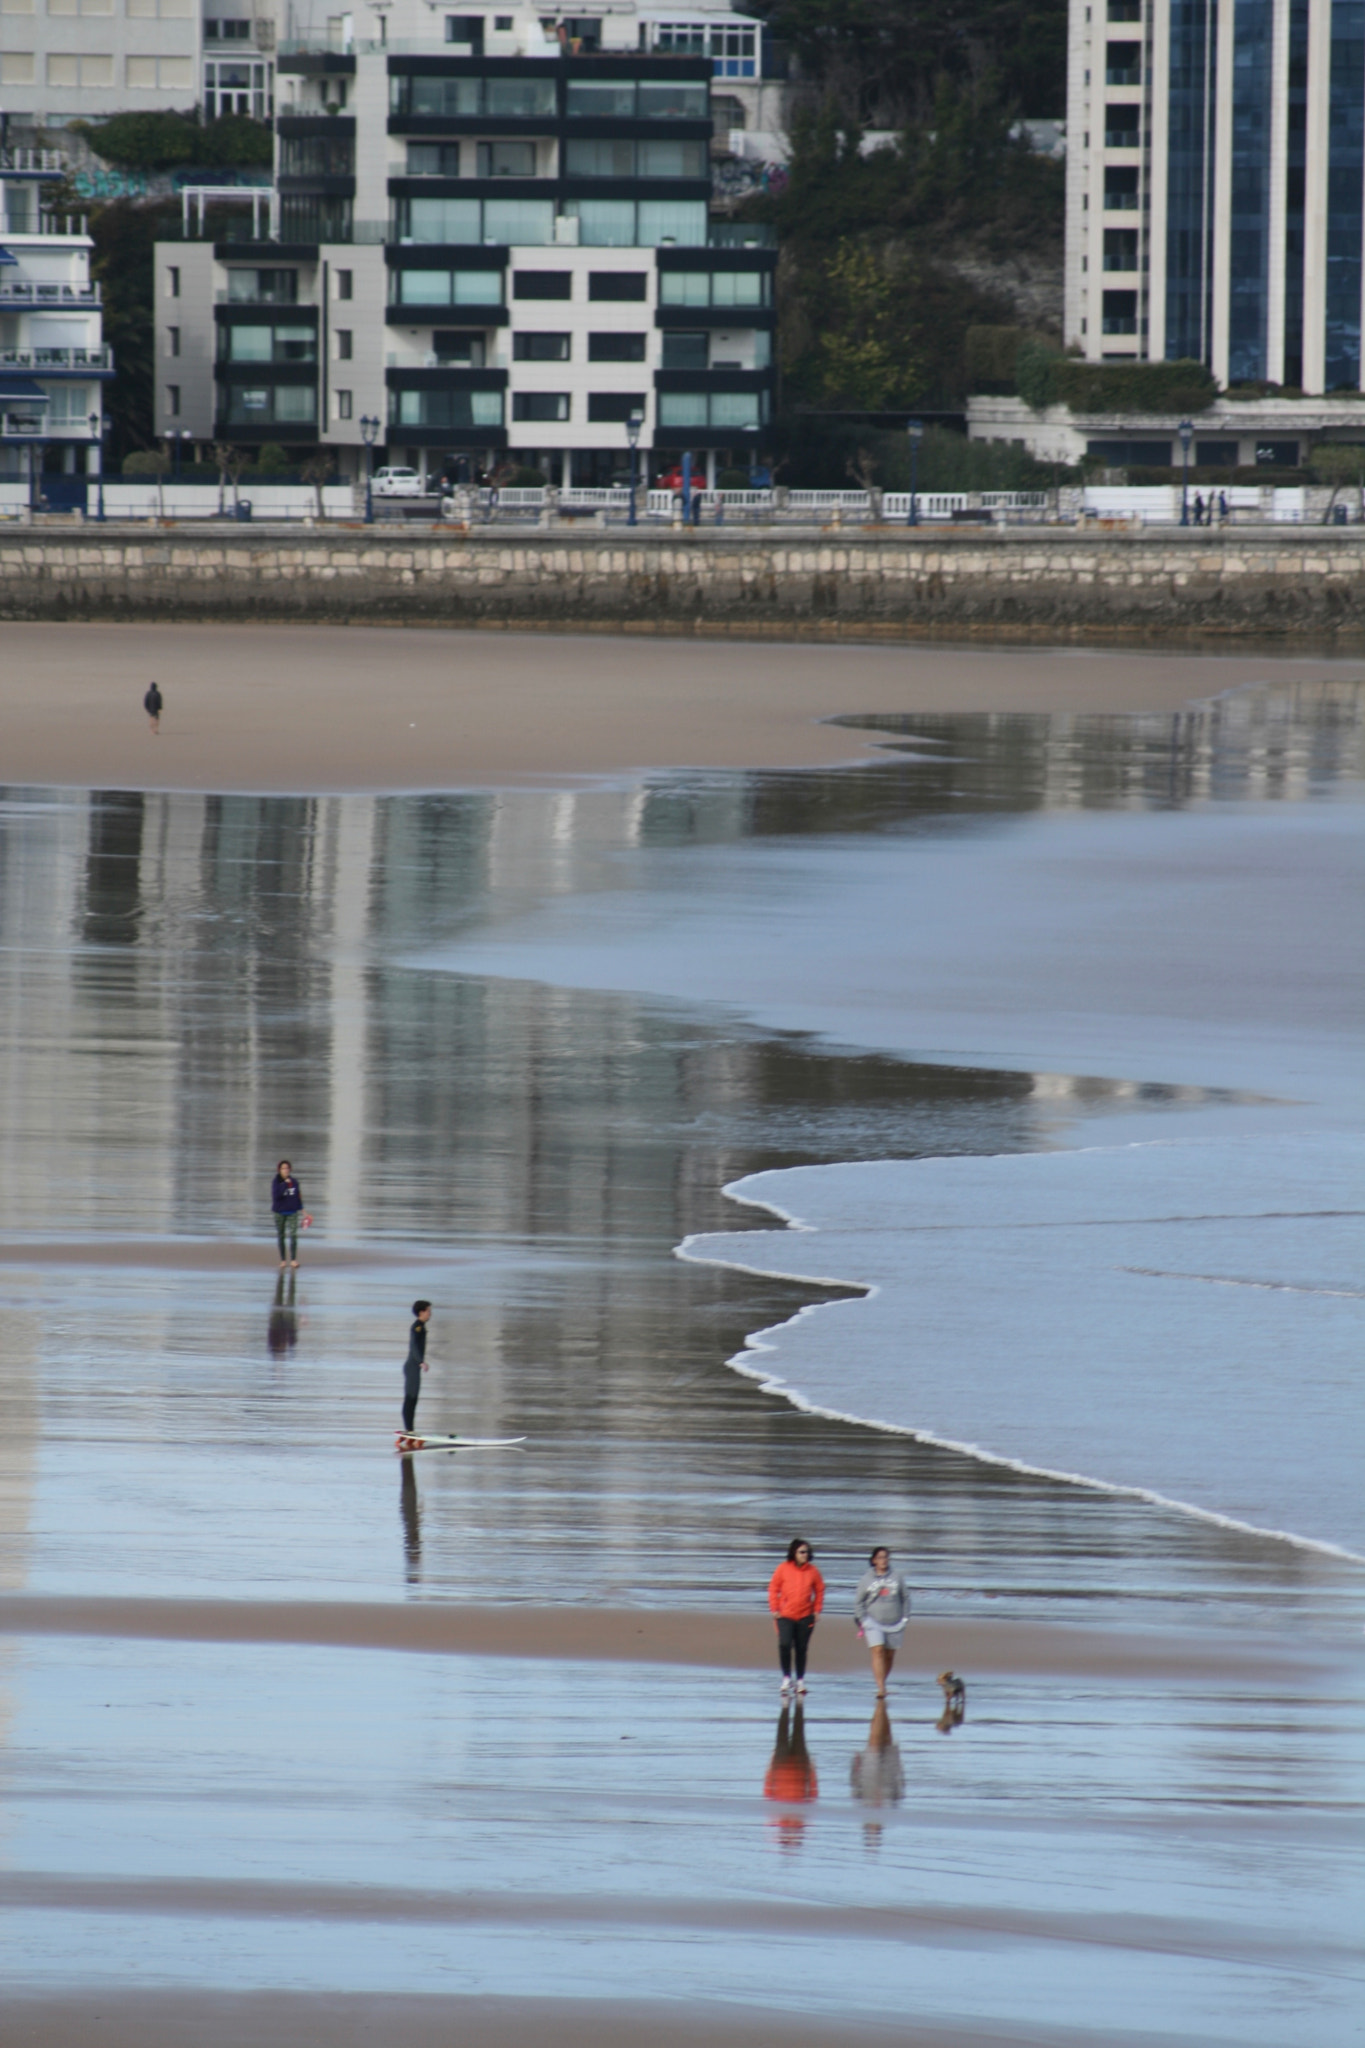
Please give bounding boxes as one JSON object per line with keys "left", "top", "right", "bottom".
{"left": 936, "top": 1670, "right": 966, "bottom": 1733}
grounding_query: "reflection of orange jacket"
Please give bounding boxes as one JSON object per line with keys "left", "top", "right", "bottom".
{"left": 768, "top": 1561, "right": 825, "bottom": 1620}
{"left": 764, "top": 1755, "right": 818, "bottom": 1802}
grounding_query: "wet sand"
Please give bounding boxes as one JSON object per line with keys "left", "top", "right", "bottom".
{"left": 5, "top": 619, "right": 1362, "bottom": 790}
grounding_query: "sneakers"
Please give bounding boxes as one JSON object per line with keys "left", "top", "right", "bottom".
{"left": 779, "top": 1676, "right": 792, "bottom": 1696}
{"left": 795, "top": 1679, "right": 808, "bottom": 1696}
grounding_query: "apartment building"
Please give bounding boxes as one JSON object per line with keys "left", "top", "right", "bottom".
{"left": 154, "top": 1, "right": 778, "bottom": 483}
{"left": 1065, "top": 0, "right": 1365, "bottom": 393}
{"left": 0, "top": 0, "right": 204, "bottom": 128}
{"left": 0, "top": 146, "right": 114, "bottom": 505}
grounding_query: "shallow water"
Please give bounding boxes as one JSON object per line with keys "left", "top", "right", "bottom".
{"left": 0, "top": 673, "right": 1362, "bottom": 2038}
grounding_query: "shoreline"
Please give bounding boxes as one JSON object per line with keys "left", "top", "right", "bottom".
{"left": 3, "top": 621, "right": 1361, "bottom": 796}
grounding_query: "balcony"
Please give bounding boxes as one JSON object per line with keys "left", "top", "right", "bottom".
{"left": 1105, "top": 65, "right": 1141, "bottom": 84}
{"left": 0, "top": 213, "right": 91, "bottom": 238}
{"left": 0, "top": 410, "right": 47, "bottom": 438}
{"left": 0, "top": 282, "right": 101, "bottom": 307}
{"left": 0, "top": 346, "right": 113, "bottom": 372}
{"left": 0, "top": 148, "right": 66, "bottom": 175}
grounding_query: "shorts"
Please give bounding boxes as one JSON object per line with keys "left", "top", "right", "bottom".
{"left": 860, "top": 1620, "right": 906, "bottom": 1648}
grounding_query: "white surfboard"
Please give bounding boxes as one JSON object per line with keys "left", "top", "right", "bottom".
{"left": 395, "top": 1432, "right": 527, "bottom": 1452}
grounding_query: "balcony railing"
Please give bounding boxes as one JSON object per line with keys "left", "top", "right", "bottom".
{"left": 0, "top": 346, "right": 113, "bottom": 371}
{"left": 0, "top": 282, "right": 101, "bottom": 306}
{"left": 0, "top": 148, "right": 67, "bottom": 174}
{"left": 1104, "top": 190, "right": 1140, "bottom": 209}
{"left": 1105, "top": 65, "right": 1141, "bottom": 84}
{"left": 0, "top": 411, "right": 47, "bottom": 437}
{"left": 1104, "top": 128, "right": 1142, "bottom": 148}
{"left": 1, "top": 213, "right": 91, "bottom": 237}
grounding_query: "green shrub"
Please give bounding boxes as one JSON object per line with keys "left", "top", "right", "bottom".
{"left": 1054, "top": 358, "right": 1216, "bottom": 414}
{"left": 718, "top": 467, "right": 751, "bottom": 489}
{"left": 121, "top": 448, "right": 169, "bottom": 476}
{"left": 74, "top": 111, "right": 272, "bottom": 171}
{"left": 1015, "top": 337, "right": 1059, "bottom": 410}
{"left": 965, "top": 325, "right": 1026, "bottom": 392}
{"left": 507, "top": 465, "right": 547, "bottom": 487}
{"left": 253, "top": 442, "right": 292, "bottom": 475}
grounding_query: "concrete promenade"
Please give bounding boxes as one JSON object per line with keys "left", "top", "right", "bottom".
{"left": 4, "top": 524, "right": 1365, "bottom": 636}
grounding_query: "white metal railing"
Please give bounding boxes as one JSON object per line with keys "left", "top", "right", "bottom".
{"left": 784, "top": 489, "right": 872, "bottom": 513}
{"left": 0, "top": 283, "right": 101, "bottom": 306}
{"left": 645, "top": 488, "right": 774, "bottom": 516}
{"left": 492, "top": 486, "right": 547, "bottom": 507}
{"left": 0, "top": 346, "right": 113, "bottom": 371}
{"left": 981, "top": 491, "right": 1049, "bottom": 509}
{"left": 882, "top": 492, "right": 968, "bottom": 519}
{"left": 560, "top": 486, "right": 633, "bottom": 509}
{"left": 0, "top": 148, "right": 66, "bottom": 173}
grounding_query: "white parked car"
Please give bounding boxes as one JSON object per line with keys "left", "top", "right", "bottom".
{"left": 371, "top": 466, "right": 426, "bottom": 498}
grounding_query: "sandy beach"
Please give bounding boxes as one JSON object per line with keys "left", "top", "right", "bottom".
{"left": 0, "top": 623, "right": 1361, "bottom": 2048}
{"left": 5, "top": 618, "right": 1362, "bottom": 789}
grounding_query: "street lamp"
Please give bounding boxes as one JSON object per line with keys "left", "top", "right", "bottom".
{"left": 359, "top": 413, "right": 380, "bottom": 523}
{"left": 626, "top": 407, "right": 643, "bottom": 527}
{"left": 906, "top": 417, "right": 924, "bottom": 527}
{"left": 1178, "top": 417, "right": 1194, "bottom": 526}
{"left": 87, "top": 409, "right": 106, "bottom": 523}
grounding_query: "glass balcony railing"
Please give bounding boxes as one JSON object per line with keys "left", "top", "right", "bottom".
{"left": 0, "top": 281, "right": 101, "bottom": 306}
{"left": 0, "top": 346, "right": 112, "bottom": 369}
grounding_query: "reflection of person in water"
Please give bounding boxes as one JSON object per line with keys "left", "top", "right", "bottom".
{"left": 400, "top": 1458, "right": 421, "bottom": 1582}
{"left": 763, "top": 1702, "right": 818, "bottom": 1852}
{"left": 849, "top": 1699, "right": 904, "bottom": 1847}
{"left": 267, "top": 1269, "right": 297, "bottom": 1358}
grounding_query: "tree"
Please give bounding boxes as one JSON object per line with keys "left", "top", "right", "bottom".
{"left": 124, "top": 445, "right": 170, "bottom": 518}
{"left": 1310, "top": 443, "right": 1365, "bottom": 524}
{"left": 211, "top": 441, "right": 248, "bottom": 515}
{"left": 300, "top": 450, "right": 336, "bottom": 519}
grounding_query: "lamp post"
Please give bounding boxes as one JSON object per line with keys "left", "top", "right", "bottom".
{"left": 906, "top": 417, "right": 924, "bottom": 526}
{"left": 359, "top": 413, "right": 380, "bottom": 523}
{"left": 1178, "top": 417, "right": 1194, "bottom": 526}
{"left": 626, "top": 406, "right": 643, "bottom": 527}
{"left": 87, "top": 409, "right": 106, "bottom": 523}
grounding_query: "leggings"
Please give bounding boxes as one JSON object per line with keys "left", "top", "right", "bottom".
{"left": 776, "top": 1616, "right": 813, "bottom": 1680}
{"left": 402, "top": 1370, "right": 421, "bottom": 1434}
{"left": 275, "top": 1211, "right": 299, "bottom": 1261}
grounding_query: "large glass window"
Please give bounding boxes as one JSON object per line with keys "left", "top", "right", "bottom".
{"left": 225, "top": 384, "right": 317, "bottom": 423}
{"left": 512, "top": 392, "right": 570, "bottom": 420}
{"left": 225, "top": 325, "right": 272, "bottom": 361}
{"left": 710, "top": 391, "right": 761, "bottom": 428}
{"left": 393, "top": 75, "right": 482, "bottom": 117}
{"left": 402, "top": 197, "right": 482, "bottom": 242}
{"left": 477, "top": 140, "right": 538, "bottom": 177}
{"left": 567, "top": 199, "right": 637, "bottom": 245}
{"left": 638, "top": 140, "right": 707, "bottom": 178}
{"left": 1228, "top": 0, "right": 1274, "bottom": 382}
{"left": 484, "top": 198, "right": 555, "bottom": 244}
{"left": 226, "top": 268, "right": 297, "bottom": 304}
{"left": 657, "top": 391, "right": 767, "bottom": 430}
{"left": 588, "top": 271, "right": 648, "bottom": 300}
{"left": 513, "top": 332, "right": 571, "bottom": 359}
{"left": 564, "top": 139, "right": 636, "bottom": 178}
{"left": 659, "top": 271, "right": 708, "bottom": 306}
{"left": 661, "top": 330, "right": 707, "bottom": 368}
{"left": 588, "top": 332, "right": 646, "bottom": 360}
{"left": 657, "top": 391, "right": 707, "bottom": 428}
{"left": 638, "top": 200, "right": 707, "bottom": 245}
{"left": 407, "top": 142, "right": 461, "bottom": 175}
{"left": 659, "top": 269, "right": 768, "bottom": 305}
{"left": 588, "top": 392, "right": 646, "bottom": 422}
{"left": 566, "top": 81, "right": 636, "bottom": 117}
{"left": 393, "top": 389, "right": 504, "bottom": 427}
{"left": 433, "top": 331, "right": 486, "bottom": 363}
{"left": 485, "top": 77, "right": 556, "bottom": 118}
{"left": 513, "top": 270, "right": 573, "bottom": 299}
{"left": 638, "top": 80, "right": 708, "bottom": 119}
{"left": 394, "top": 268, "right": 504, "bottom": 305}
{"left": 280, "top": 134, "right": 355, "bottom": 176}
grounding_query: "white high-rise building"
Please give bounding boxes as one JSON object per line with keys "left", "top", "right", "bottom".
{"left": 0, "top": 1, "right": 203, "bottom": 128}
{"left": 1065, "top": 0, "right": 1365, "bottom": 393}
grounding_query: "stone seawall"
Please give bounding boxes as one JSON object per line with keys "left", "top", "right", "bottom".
{"left": 4, "top": 526, "right": 1365, "bottom": 636}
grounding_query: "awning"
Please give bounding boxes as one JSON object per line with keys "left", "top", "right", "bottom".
{"left": 0, "top": 375, "right": 50, "bottom": 404}
{"left": 0, "top": 246, "right": 19, "bottom": 267}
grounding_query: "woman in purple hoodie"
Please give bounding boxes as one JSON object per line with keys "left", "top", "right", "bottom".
{"left": 270, "top": 1161, "right": 310, "bottom": 1269}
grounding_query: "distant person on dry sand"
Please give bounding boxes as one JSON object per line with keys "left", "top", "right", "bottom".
{"left": 853, "top": 1546, "right": 911, "bottom": 1697}
{"left": 402, "top": 1299, "right": 432, "bottom": 1434}
{"left": 143, "top": 681, "right": 163, "bottom": 733}
{"left": 270, "top": 1160, "right": 310, "bottom": 1268}
{"left": 768, "top": 1538, "right": 825, "bottom": 1697}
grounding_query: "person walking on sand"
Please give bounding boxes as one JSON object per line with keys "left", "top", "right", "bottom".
{"left": 402, "top": 1300, "right": 432, "bottom": 1435}
{"left": 270, "top": 1160, "right": 310, "bottom": 1269}
{"left": 768, "top": 1538, "right": 825, "bottom": 1697}
{"left": 144, "top": 682, "right": 163, "bottom": 733}
{"left": 854, "top": 1546, "right": 911, "bottom": 1698}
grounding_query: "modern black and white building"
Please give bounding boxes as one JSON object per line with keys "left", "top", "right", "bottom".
{"left": 1066, "top": 0, "right": 1365, "bottom": 392}
{"left": 154, "top": 2, "right": 778, "bottom": 485}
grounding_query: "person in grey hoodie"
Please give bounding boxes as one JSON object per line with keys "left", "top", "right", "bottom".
{"left": 853, "top": 1547, "right": 911, "bottom": 1697}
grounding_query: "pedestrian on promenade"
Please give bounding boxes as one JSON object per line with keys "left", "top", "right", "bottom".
{"left": 1193, "top": 492, "right": 1205, "bottom": 527}
{"left": 270, "top": 1160, "right": 310, "bottom": 1269}
{"left": 1218, "top": 489, "right": 1230, "bottom": 524}
{"left": 144, "top": 682, "right": 163, "bottom": 733}
{"left": 853, "top": 1546, "right": 911, "bottom": 1697}
{"left": 402, "top": 1299, "right": 432, "bottom": 1435}
{"left": 768, "top": 1538, "right": 825, "bottom": 1697}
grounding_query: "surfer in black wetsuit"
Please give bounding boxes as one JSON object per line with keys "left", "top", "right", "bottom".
{"left": 402, "top": 1301, "right": 432, "bottom": 1435}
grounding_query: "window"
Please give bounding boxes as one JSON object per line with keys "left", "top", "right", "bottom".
{"left": 588, "top": 333, "right": 646, "bottom": 362}
{"left": 567, "top": 200, "right": 637, "bottom": 246}
{"left": 637, "top": 141, "right": 707, "bottom": 179}
{"left": 394, "top": 268, "right": 503, "bottom": 306}
{"left": 47, "top": 0, "right": 113, "bottom": 13}
{"left": 659, "top": 271, "right": 708, "bottom": 307}
{"left": 657, "top": 392, "right": 706, "bottom": 429}
{"left": 566, "top": 81, "right": 636, "bottom": 118}
{"left": 1104, "top": 166, "right": 1139, "bottom": 209}
{"left": 658, "top": 392, "right": 768, "bottom": 430}
{"left": 336, "top": 389, "right": 353, "bottom": 419}
{"left": 638, "top": 80, "right": 708, "bottom": 119}
{"left": 1195, "top": 441, "right": 1238, "bottom": 466}
{"left": 395, "top": 75, "right": 483, "bottom": 118}
{"left": 433, "top": 331, "right": 486, "bottom": 363}
{"left": 407, "top": 143, "right": 461, "bottom": 176}
{"left": 712, "top": 94, "right": 746, "bottom": 135}
{"left": 1255, "top": 441, "right": 1300, "bottom": 466}
{"left": 485, "top": 78, "right": 555, "bottom": 119}
{"left": 1103, "top": 228, "right": 1139, "bottom": 270}
{"left": 48, "top": 52, "right": 113, "bottom": 84}
{"left": 167, "top": 327, "right": 181, "bottom": 357}
{"left": 513, "top": 270, "right": 572, "bottom": 299}
{"left": 403, "top": 197, "right": 481, "bottom": 243}
{"left": 227, "top": 269, "right": 298, "bottom": 304}
{"left": 280, "top": 134, "right": 355, "bottom": 176}
{"left": 565, "top": 139, "right": 636, "bottom": 179}
{"left": 710, "top": 392, "right": 761, "bottom": 429}
{"left": 1101, "top": 289, "right": 1137, "bottom": 333}
{"left": 444, "top": 12, "right": 483, "bottom": 47}
{"left": 638, "top": 201, "right": 707, "bottom": 246}
{"left": 166, "top": 266, "right": 181, "bottom": 299}
{"left": 1105, "top": 40, "right": 1141, "bottom": 83}
{"left": 225, "top": 324, "right": 317, "bottom": 364}
{"left": 1086, "top": 439, "right": 1171, "bottom": 465}
{"left": 391, "top": 389, "right": 504, "bottom": 428}
{"left": 1104, "top": 104, "right": 1140, "bottom": 147}
{"left": 1108, "top": 0, "right": 1141, "bottom": 17}
{"left": 127, "top": 54, "right": 194, "bottom": 85}
{"left": 0, "top": 55, "right": 37, "bottom": 86}
{"left": 513, "top": 332, "right": 570, "bottom": 360}
{"left": 659, "top": 270, "right": 769, "bottom": 307}
{"left": 127, "top": 0, "right": 195, "bottom": 14}
{"left": 336, "top": 269, "right": 353, "bottom": 300}
{"left": 512, "top": 392, "right": 570, "bottom": 421}
{"left": 588, "top": 392, "right": 646, "bottom": 423}
{"left": 588, "top": 271, "right": 647, "bottom": 301}
{"left": 661, "top": 331, "right": 707, "bottom": 369}
{"left": 477, "top": 140, "right": 536, "bottom": 178}
{"left": 337, "top": 329, "right": 353, "bottom": 360}
{"left": 166, "top": 384, "right": 181, "bottom": 416}
{"left": 495, "top": 12, "right": 513, "bottom": 26}
{"left": 483, "top": 197, "right": 555, "bottom": 245}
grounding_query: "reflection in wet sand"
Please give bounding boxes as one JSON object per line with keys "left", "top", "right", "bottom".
{"left": 764, "top": 1702, "right": 818, "bottom": 1853}
{"left": 850, "top": 1700, "right": 905, "bottom": 1847}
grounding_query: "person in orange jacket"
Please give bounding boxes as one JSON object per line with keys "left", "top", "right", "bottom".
{"left": 767, "top": 1537, "right": 825, "bottom": 1697}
